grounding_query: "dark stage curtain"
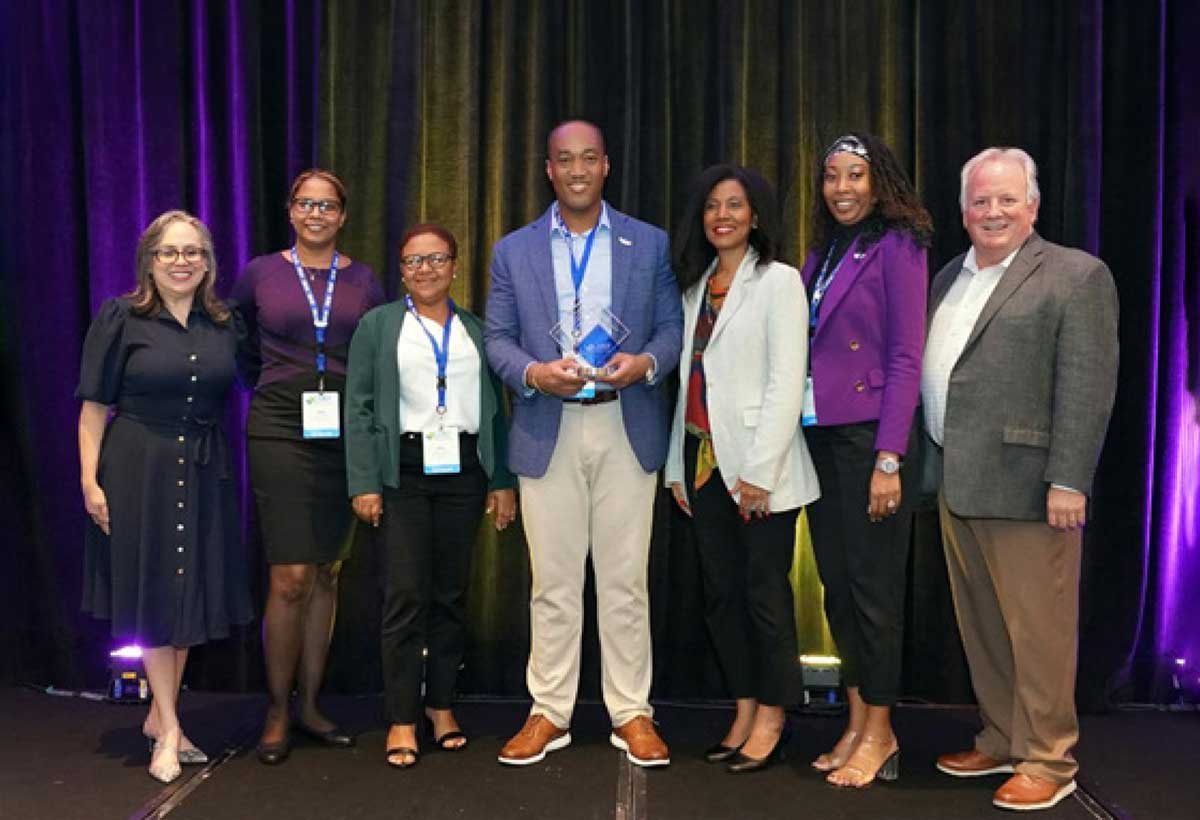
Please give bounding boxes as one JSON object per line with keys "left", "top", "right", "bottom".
{"left": 3, "top": 1, "right": 1197, "bottom": 711}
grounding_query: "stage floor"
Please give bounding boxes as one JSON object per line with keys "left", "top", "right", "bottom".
{"left": 1, "top": 686, "right": 1195, "bottom": 819}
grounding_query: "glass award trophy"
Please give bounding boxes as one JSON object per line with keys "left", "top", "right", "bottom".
{"left": 550, "top": 306, "right": 630, "bottom": 381}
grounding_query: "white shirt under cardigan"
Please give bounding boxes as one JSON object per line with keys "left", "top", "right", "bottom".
{"left": 396, "top": 311, "right": 481, "bottom": 434}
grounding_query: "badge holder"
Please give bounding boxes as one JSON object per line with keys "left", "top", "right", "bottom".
{"left": 423, "top": 407, "right": 461, "bottom": 475}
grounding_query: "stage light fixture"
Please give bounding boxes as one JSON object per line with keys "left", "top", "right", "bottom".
{"left": 800, "top": 654, "right": 842, "bottom": 708}
{"left": 108, "top": 644, "right": 150, "bottom": 703}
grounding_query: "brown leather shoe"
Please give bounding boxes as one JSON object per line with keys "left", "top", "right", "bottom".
{"left": 610, "top": 716, "right": 670, "bottom": 767}
{"left": 936, "top": 748, "right": 1015, "bottom": 777}
{"left": 497, "top": 714, "right": 571, "bottom": 766}
{"left": 993, "top": 773, "right": 1077, "bottom": 811}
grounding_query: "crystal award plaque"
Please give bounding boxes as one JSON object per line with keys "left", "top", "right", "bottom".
{"left": 549, "top": 306, "right": 630, "bottom": 380}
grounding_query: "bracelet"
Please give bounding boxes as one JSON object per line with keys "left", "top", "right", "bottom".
{"left": 527, "top": 365, "right": 544, "bottom": 394}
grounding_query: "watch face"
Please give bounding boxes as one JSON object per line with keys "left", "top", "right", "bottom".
{"left": 877, "top": 458, "right": 900, "bottom": 474}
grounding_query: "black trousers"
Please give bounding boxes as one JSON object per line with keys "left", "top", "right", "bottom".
{"left": 684, "top": 434, "right": 804, "bottom": 706}
{"left": 380, "top": 433, "right": 487, "bottom": 724}
{"left": 804, "top": 421, "right": 916, "bottom": 706}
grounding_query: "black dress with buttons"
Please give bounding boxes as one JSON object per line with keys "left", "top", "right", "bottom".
{"left": 76, "top": 297, "right": 253, "bottom": 647}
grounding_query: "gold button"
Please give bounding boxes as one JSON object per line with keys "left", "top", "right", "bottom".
{"left": 854, "top": 381, "right": 865, "bottom": 392}
{"left": 186, "top": 396, "right": 194, "bottom": 403}
{"left": 176, "top": 523, "right": 184, "bottom": 531}
{"left": 849, "top": 340, "right": 860, "bottom": 351}
{"left": 190, "top": 375, "right": 198, "bottom": 382}
{"left": 177, "top": 547, "right": 184, "bottom": 553}
{"left": 176, "top": 568, "right": 184, "bottom": 575}
{"left": 178, "top": 435, "right": 186, "bottom": 443}
{"left": 177, "top": 501, "right": 184, "bottom": 509}
{"left": 177, "top": 480, "right": 185, "bottom": 487}
{"left": 177, "top": 457, "right": 185, "bottom": 465}
{"left": 189, "top": 353, "right": 197, "bottom": 361}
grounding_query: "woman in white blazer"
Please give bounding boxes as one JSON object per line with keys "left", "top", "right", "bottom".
{"left": 667, "top": 165, "right": 820, "bottom": 773}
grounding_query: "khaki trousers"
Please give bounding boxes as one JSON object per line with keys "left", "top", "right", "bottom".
{"left": 938, "top": 494, "right": 1081, "bottom": 784}
{"left": 518, "top": 400, "right": 656, "bottom": 728}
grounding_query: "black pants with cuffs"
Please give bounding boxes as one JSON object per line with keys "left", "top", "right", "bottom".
{"left": 380, "top": 432, "right": 487, "bottom": 725}
{"left": 684, "top": 433, "right": 804, "bottom": 707}
{"left": 804, "top": 420, "right": 916, "bottom": 706}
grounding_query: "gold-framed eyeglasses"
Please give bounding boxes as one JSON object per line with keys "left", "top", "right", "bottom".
{"left": 291, "top": 197, "right": 342, "bottom": 215}
{"left": 153, "top": 246, "right": 206, "bottom": 264}
{"left": 401, "top": 253, "right": 455, "bottom": 271}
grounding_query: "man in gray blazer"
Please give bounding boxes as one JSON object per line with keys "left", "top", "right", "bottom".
{"left": 920, "top": 147, "right": 1118, "bottom": 811}
{"left": 485, "top": 120, "right": 682, "bottom": 767}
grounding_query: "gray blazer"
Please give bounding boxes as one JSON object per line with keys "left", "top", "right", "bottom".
{"left": 930, "top": 232, "right": 1119, "bottom": 521}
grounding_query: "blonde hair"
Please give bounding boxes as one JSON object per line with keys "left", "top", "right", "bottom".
{"left": 127, "top": 210, "right": 229, "bottom": 323}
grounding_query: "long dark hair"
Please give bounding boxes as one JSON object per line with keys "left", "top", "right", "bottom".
{"left": 808, "top": 132, "right": 932, "bottom": 251}
{"left": 127, "top": 210, "right": 229, "bottom": 323}
{"left": 671, "top": 164, "right": 781, "bottom": 292}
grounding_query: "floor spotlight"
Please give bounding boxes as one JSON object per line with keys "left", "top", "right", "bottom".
{"left": 800, "top": 654, "right": 843, "bottom": 712}
{"left": 108, "top": 644, "right": 150, "bottom": 703}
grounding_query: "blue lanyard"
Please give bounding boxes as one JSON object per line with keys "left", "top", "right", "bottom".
{"left": 290, "top": 246, "right": 340, "bottom": 388}
{"left": 405, "top": 295, "right": 456, "bottom": 415}
{"left": 557, "top": 209, "right": 600, "bottom": 340}
{"left": 808, "top": 242, "right": 849, "bottom": 329}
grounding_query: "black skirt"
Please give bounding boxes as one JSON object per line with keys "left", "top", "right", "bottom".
{"left": 247, "top": 375, "right": 355, "bottom": 565}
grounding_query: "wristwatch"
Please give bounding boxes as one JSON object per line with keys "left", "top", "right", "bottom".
{"left": 874, "top": 456, "right": 901, "bottom": 475}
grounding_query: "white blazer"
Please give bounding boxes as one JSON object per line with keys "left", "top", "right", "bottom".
{"left": 665, "top": 249, "right": 821, "bottom": 512}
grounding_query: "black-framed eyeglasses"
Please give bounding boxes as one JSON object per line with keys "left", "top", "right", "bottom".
{"left": 291, "top": 197, "right": 342, "bottom": 215}
{"left": 153, "top": 246, "right": 206, "bottom": 264}
{"left": 401, "top": 253, "right": 455, "bottom": 271}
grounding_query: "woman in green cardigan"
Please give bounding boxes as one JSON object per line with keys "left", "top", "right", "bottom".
{"left": 345, "top": 223, "right": 517, "bottom": 769}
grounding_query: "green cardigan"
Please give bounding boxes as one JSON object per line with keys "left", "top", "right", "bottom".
{"left": 345, "top": 301, "right": 516, "bottom": 497}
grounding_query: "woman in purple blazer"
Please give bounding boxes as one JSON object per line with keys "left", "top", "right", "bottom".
{"left": 801, "top": 133, "right": 931, "bottom": 788}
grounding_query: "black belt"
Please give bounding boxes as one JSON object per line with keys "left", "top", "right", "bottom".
{"left": 114, "top": 411, "right": 228, "bottom": 477}
{"left": 562, "top": 391, "right": 619, "bottom": 406}
{"left": 401, "top": 431, "right": 479, "bottom": 442}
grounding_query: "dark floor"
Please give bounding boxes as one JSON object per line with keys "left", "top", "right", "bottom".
{"left": 1, "top": 686, "right": 1195, "bottom": 819}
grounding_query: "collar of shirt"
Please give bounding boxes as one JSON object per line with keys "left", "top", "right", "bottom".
{"left": 550, "top": 200, "right": 611, "bottom": 247}
{"left": 962, "top": 244, "right": 1021, "bottom": 277}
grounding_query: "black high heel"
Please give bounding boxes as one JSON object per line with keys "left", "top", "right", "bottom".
{"left": 704, "top": 740, "right": 745, "bottom": 763}
{"left": 424, "top": 716, "right": 468, "bottom": 751}
{"left": 726, "top": 723, "right": 792, "bottom": 774}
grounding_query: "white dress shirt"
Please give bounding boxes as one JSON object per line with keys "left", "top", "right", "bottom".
{"left": 921, "top": 246, "right": 1019, "bottom": 445}
{"left": 396, "top": 312, "right": 481, "bottom": 433}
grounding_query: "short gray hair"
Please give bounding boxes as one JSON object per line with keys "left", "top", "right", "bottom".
{"left": 959, "top": 147, "right": 1040, "bottom": 211}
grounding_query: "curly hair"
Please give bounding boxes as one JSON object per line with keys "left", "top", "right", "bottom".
{"left": 127, "top": 210, "right": 229, "bottom": 324}
{"left": 808, "top": 132, "right": 932, "bottom": 251}
{"left": 671, "top": 164, "right": 781, "bottom": 293}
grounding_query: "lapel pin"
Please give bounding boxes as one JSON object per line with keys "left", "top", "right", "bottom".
{"left": 853, "top": 251, "right": 866, "bottom": 260}
{"left": 618, "top": 236, "right": 632, "bottom": 246}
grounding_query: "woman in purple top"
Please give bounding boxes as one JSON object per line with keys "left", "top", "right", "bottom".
{"left": 231, "top": 169, "right": 385, "bottom": 765}
{"left": 800, "top": 134, "right": 930, "bottom": 788}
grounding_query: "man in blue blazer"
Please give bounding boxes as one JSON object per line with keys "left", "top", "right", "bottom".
{"left": 485, "top": 120, "right": 682, "bottom": 768}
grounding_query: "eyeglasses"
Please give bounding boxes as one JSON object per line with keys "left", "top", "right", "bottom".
{"left": 291, "top": 198, "right": 343, "bottom": 215}
{"left": 153, "top": 246, "right": 206, "bottom": 264}
{"left": 401, "top": 253, "right": 455, "bottom": 271}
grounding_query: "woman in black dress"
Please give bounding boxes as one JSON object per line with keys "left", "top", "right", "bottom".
{"left": 78, "top": 210, "right": 252, "bottom": 783}
{"left": 232, "top": 169, "right": 385, "bottom": 764}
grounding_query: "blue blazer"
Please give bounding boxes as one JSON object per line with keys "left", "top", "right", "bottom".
{"left": 484, "top": 203, "right": 683, "bottom": 478}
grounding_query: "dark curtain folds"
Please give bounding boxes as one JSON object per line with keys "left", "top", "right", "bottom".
{"left": 4, "top": 1, "right": 1197, "bottom": 710}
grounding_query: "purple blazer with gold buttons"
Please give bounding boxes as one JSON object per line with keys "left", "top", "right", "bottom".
{"left": 800, "top": 228, "right": 927, "bottom": 456}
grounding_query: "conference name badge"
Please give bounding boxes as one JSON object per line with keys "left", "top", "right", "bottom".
{"left": 801, "top": 376, "right": 818, "bottom": 427}
{"left": 423, "top": 426, "right": 461, "bottom": 474}
{"left": 301, "top": 390, "right": 341, "bottom": 439}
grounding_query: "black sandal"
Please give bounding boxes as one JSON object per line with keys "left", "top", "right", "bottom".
{"left": 433, "top": 730, "right": 468, "bottom": 752}
{"left": 385, "top": 746, "right": 420, "bottom": 769}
